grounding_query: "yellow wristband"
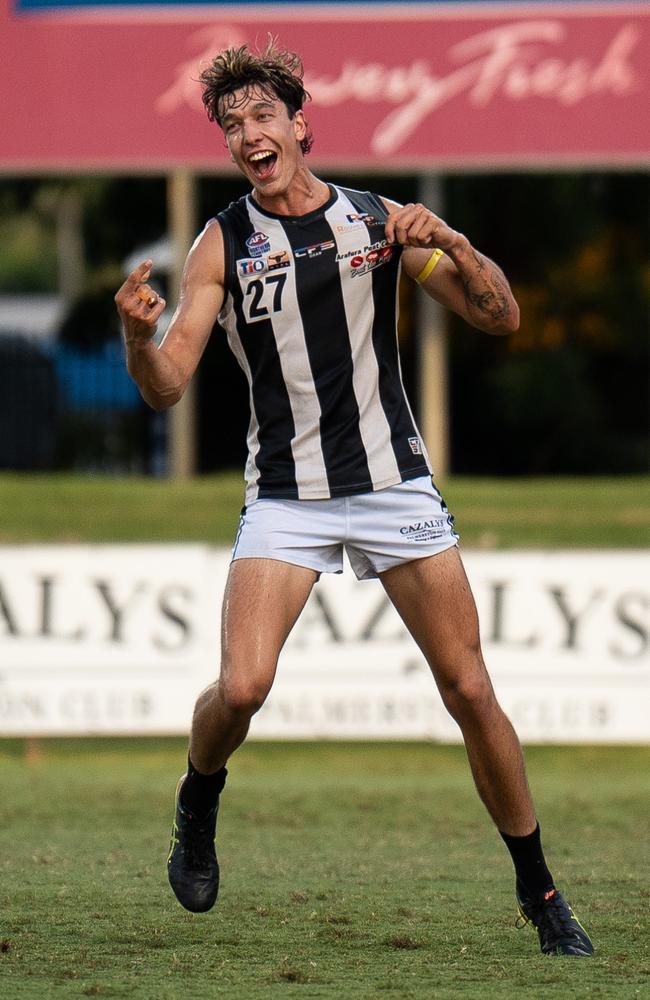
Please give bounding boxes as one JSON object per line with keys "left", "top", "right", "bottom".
{"left": 415, "top": 248, "right": 443, "bottom": 284}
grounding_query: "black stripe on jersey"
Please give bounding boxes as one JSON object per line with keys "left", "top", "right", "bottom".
{"left": 217, "top": 204, "right": 298, "bottom": 497}
{"left": 346, "top": 190, "right": 430, "bottom": 480}
{"left": 279, "top": 215, "right": 372, "bottom": 495}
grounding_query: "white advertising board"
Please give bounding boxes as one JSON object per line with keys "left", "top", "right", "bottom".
{"left": 0, "top": 545, "right": 228, "bottom": 735}
{"left": 0, "top": 546, "right": 647, "bottom": 742}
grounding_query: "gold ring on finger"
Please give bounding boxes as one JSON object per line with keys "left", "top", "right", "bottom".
{"left": 136, "top": 286, "right": 158, "bottom": 308}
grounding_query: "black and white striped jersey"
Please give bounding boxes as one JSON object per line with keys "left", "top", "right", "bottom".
{"left": 216, "top": 184, "right": 432, "bottom": 502}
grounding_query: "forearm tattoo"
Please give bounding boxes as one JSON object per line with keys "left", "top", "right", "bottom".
{"left": 461, "top": 250, "right": 511, "bottom": 323}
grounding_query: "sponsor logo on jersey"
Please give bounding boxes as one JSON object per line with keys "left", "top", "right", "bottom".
{"left": 335, "top": 212, "right": 378, "bottom": 234}
{"left": 399, "top": 518, "right": 446, "bottom": 542}
{"left": 246, "top": 231, "right": 271, "bottom": 257}
{"left": 237, "top": 249, "right": 292, "bottom": 277}
{"left": 294, "top": 240, "right": 336, "bottom": 259}
{"left": 347, "top": 211, "right": 376, "bottom": 225}
{"left": 408, "top": 436, "right": 422, "bottom": 455}
{"left": 267, "top": 249, "right": 291, "bottom": 271}
{"left": 238, "top": 257, "right": 267, "bottom": 276}
{"left": 336, "top": 238, "right": 390, "bottom": 262}
{"left": 342, "top": 242, "right": 395, "bottom": 277}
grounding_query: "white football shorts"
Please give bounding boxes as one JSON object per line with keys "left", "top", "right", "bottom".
{"left": 231, "top": 475, "right": 459, "bottom": 581}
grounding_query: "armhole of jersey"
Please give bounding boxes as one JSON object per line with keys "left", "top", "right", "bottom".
{"left": 216, "top": 211, "right": 234, "bottom": 288}
{"left": 368, "top": 191, "right": 391, "bottom": 220}
{"left": 415, "top": 248, "right": 444, "bottom": 284}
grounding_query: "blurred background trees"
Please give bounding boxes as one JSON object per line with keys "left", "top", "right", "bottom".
{"left": 446, "top": 172, "right": 649, "bottom": 475}
{"left": 0, "top": 171, "right": 647, "bottom": 475}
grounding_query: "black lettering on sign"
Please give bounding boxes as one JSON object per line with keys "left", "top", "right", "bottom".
{"left": 610, "top": 592, "right": 649, "bottom": 660}
{"left": 154, "top": 586, "right": 192, "bottom": 651}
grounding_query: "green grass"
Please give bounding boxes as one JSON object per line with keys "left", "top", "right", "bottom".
{"left": 0, "top": 473, "right": 648, "bottom": 547}
{"left": 0, "top": 741, "right": 648, "bottom": 999}
{"left": 1, "top": 476, "right": 647, "bottom": 994}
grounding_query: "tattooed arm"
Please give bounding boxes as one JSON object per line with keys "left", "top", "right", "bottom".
{"left": 382, "top": 199, "right": 519, "bottom": 335}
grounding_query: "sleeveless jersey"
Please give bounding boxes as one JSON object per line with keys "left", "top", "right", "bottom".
{"left": 216, "top": 184, "right": 432, "bottom": 502}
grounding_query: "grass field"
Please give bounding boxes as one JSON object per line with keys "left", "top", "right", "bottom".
{"left": 1, "top": 477, "right": 648, "bottom": 996}
{"left": 0, "top": 740, "right": 648, "bottom": 999}
{"left": 0, "top": 472, "right": 648, "bottom": 548}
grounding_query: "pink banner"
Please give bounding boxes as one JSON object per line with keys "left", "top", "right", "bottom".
{"left": 3, "top": 2, "right": 649, "bottom": 170}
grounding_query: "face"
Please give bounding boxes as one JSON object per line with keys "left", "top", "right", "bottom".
{"left": 220, "top": 86, "right": 307, "bottom": 199}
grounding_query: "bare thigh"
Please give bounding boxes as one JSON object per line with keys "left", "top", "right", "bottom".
{"left": 380, "top": 546, "right": 490, "bottom": 695}
{"left": 219, "top": 557, "right": 319, "bottom": 704}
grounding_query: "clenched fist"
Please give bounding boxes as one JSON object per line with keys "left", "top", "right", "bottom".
{"left": 384, "top": 203, "right": 466, "bottom": 254}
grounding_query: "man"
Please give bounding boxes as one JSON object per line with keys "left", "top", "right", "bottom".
{"left": 115, "top": 41, "right": 593, "bottom": 957}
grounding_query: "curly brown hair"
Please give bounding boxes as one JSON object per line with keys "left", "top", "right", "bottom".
{"left": 200, "top": 38, "right": 313, "bottom": 155}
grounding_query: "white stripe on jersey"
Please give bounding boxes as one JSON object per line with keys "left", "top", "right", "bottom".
{"left": 246, "top": 201, "right": 330, "bottom": 499}
{"left": 326, "top": 191, "right": 401, "bottom": 490}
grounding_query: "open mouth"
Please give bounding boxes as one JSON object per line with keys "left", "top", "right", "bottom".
{"left": 248, "top": 150, "right": 278, "bottom": 181}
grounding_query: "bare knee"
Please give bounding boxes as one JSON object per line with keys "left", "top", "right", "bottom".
{"left": 217, "top": 674, "right": 270, "bottom": 718}
{"left": 436, "top": 655, "right": 497, "bottom": 725}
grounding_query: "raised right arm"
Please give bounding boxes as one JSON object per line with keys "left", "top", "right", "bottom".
{"left": 115, "top": 220, "right": 225, "bottom": 410}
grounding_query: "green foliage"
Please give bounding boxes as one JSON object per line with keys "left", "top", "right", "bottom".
{"left": 83, "top": 177, "right": 167, "bottom": 268}
{"left": 0, "top": 210, "right": 58, "bottom": 292}
{"left": 0, "top": 172, "right": 647, "bottom": 473}
{"left": 485, "top": 349, "right": 607, "bottom": 473}
{"left": 0, "top": 740, "right": 648, "bottom": 998}
{"left": 0, "top": 176, "right": 167, "bottom": 294}
{"left": 446, "top": 173, "right": 650, "bottom": 474}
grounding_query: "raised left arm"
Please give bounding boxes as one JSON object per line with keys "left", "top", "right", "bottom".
{"left": 383, "top": 200, "right": 520, "bottom": 335}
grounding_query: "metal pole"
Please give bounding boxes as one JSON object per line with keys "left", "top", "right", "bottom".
{"left": 56, "top": 186, "right": 85, "bottom": 304}
{"left": 416, "top": 174, "right": 450, "bottom": 480}
{"left": 167, "top": 170, "right": 198, "bottom": 478}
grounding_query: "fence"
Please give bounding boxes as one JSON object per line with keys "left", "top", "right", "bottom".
{"left": 0, "top": 332, "right": 161, "bottom": 474}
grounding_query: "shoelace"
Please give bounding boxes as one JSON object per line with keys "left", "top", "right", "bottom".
{"left": 180, "top": 812, "right": 216, "bottom": 870}
{"left": 536, "top": 894, "right": 578, "bottom": 944}
{"left": 517, "top": 892, "right": 578, "bottom": 945}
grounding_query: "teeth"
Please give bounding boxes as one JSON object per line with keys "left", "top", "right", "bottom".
{"left": 250, "top": 151, "right": 274, "bottom": 162}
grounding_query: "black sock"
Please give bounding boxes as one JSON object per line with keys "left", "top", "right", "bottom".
{"left": 499, "top": 823, "right": 555, "bottom": 900}
{"left": 179, "top": 756, "right": 227, "bottom": 818}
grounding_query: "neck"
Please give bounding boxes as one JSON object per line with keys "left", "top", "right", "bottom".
{"left": 252, "top": 168, "right": 330, "bottom": 216}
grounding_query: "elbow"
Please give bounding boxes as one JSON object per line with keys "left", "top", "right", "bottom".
{"left": 146, "top": 389, "right": 183, "bottom": 411}
{"left": 147, "top": 396, "right": 174, "bottom": 413}
{"left": 488, "top": 300, "right": 520, "bottom": 336}
{"left": 129, "top": 367, "right": 189, "bottom": 411}
{"left": 139, "top": 383, "right": 186, "bottom": 411}
{"left": 507, "top": 300, "right": 521, "bottom": 332}
{"left": 125, "top": 349, "right": 191, "bottom": 410}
